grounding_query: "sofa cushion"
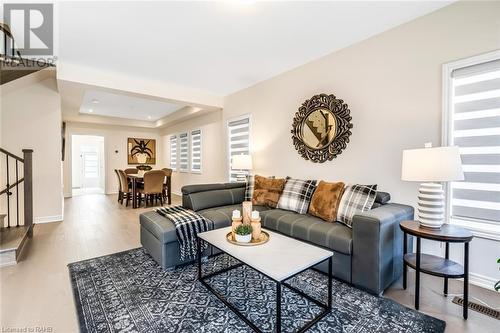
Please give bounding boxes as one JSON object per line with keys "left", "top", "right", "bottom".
{"left": 260, "top": 209, "right": 352, "bottom": 255}
{"left": 199, "top": 204, "right": 271, "bottom": 229}
{"left": 187, "top": 188, "right": 245, "bottom": 211}
{"left": 308, "top": 181, "right": 345, "bottom": 222}
{"left": 277, "top": 178, "right": 317, "bottom": 214}
{"left": 338, "top": 184, "right": 377, "bottom": 228}
{"left": 252, "top": 175, "right": 286, "bottom": 208}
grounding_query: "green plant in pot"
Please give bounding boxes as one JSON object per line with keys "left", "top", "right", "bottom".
{"left": 495, "top": 258, "right": 500, "bottom": 292}
{"left": 235, "top": 224, "right": 253, "bottom": 243}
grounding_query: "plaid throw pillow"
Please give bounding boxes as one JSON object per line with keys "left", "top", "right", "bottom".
{"left": 245, "top": 175, "right": 274, "bottom": 201}
{"left": 277, "top": 178, "right": 317, "bottom": 214}
{"left": 337, "top": 184, "right": 377, "bottom": 228}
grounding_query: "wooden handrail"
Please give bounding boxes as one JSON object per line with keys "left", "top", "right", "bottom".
{"left": 0, "top": 147, "right": 24, "bottom": 162}
{"left": 0, "top": 177, "right": 24, "bottom": 196}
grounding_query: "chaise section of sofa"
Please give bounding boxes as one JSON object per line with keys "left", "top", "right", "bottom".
{"left": 140, "top": 182, "right": 414, "bottom": 295}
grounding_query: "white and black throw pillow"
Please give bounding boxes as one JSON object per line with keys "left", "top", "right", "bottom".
{"left": 337, "top": 184, "right": 377, "bottom": 228}
{"left": 277, "top": 178, "right": 317, "bottom": 214}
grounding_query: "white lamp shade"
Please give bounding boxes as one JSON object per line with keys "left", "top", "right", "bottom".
{"left": 232, "top": 154, "right": 253, "bottom": 170}
{"left": 401, "top": 146, "right": 464, "bottom": 182}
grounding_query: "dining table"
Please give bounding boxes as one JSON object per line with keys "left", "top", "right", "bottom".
{"left": 127, "top": 173, "right": 171, "bottom": 208}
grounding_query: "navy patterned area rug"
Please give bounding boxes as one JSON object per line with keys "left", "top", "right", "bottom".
{"left": 68, "top": 248, "right": 445, "bottom": 333}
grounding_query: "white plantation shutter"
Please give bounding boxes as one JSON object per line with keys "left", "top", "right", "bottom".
{"left": 169, "top": 135, "right": 177, "bottom": 171}
{"left": 449, "top": 58, "right": 500, "bottom": 224}
{"left": 228, "top": 117, "right": 250, "bottom": 182}
{"left": 179, "top": 132, "right": 189, "bottom": 172}
{"left": 191, "top": 129, "right": 202, "bottom": 172}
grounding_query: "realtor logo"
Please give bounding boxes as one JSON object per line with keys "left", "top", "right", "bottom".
{"left": 3, "top": 3, "right": 53, "bottom": 56}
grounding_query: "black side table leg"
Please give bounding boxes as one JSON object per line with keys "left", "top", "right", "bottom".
{"left": 403, "top": 232, "right": 407, "bottom": 290}
{"left": 444, "top": 242, "right": 449, "bottom": 295}
{"left": 197, "top": 237, "right": 202, "bottom": 280}
{"left": 464, "top": 242, "right": 469, "bottom": 319}
{"left": 276, "top": 282, "right": 281, "bottom": 333}
{"left": 415, "top": 237, "right": 421, "bottom": 310}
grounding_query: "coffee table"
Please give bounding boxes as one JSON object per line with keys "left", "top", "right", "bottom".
{"left": 197, "top": 227, "right": 333, "bottom": 333}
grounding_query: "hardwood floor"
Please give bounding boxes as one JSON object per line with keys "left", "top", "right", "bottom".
{"left": 0, "top": 194, "right": 498, "bottom": 332}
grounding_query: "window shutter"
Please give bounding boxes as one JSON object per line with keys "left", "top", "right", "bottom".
{"left": 191, "top": 129, "right": 202, "bottom": 172}
{"left": 450, "top": 58, "right": 500, "bottom": 223}
{"left": 169, "top": 135, "right": 177, "bottom": 171}
{"left": 179, "top": 132, "right": 189, "bottom": 172}
{"left": 228, "top": 117, "right": 250, "bottom": 182}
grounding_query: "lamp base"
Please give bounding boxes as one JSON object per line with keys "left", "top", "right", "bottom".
{"left": 417, "top": 182, "right": 445, "bottom": 229}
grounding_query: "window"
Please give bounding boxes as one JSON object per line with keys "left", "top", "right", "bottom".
{"left": 190, "top": 129, "right": 202, "bottom": 173}
{"left": 169, "top": 135, "right": 177, "bottom": 171}
{"left": 228, "top": 116, "right": 250, "bottom": 182}
{"left": 444, "top": 51, "right": 500, "bottom": 239}
{"left": 179, "top": 132, "right": 189, "bottom": 172}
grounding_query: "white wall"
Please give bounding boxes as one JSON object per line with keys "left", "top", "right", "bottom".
{"left": 62, "top": 122, "right": 162, "bottom": 196}
{"left": 1, "top": 75, "right": 63, "bottom": 223}
{"left": 160, "top": 111, "right": 226, "bottom": 195}
{"left": 223, "top": 1, "right": 500, "bottom": 289}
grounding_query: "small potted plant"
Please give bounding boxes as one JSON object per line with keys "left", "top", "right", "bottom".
{"left": 234, "top": 224, "right": 253, "bottom": 243}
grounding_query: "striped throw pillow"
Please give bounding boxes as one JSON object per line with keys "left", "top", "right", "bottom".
{"left": 337, "top": 184, "right": 377, "bottom": 228}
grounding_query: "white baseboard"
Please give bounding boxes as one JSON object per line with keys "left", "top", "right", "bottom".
{"left": 106, "top": 191, "right": 118, "bottom": 195}
{"left": 172, "top": 191, "right": 182, "bottom": 196}
{"left": 34, "top": 215, "right": 63, "bottom": 224}
{"left": 469, "top": 272, "right": 497, "bottom": 291}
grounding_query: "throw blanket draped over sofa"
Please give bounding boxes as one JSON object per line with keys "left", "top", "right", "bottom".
{"left": 140, "top": 182, "right": 413, "bottom": 295}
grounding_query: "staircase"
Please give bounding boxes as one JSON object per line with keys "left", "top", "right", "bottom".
{"left": 0, "top": 22, "right": 54, "bottom": 85}
{"left": 0, "top": 148, "right": 34, "bottom": 266}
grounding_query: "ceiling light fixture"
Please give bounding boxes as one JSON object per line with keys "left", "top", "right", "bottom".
{"left": 91, "top": 99, "right": 99, "bottom": 104}
{"left": 88, "top": 109, "right": 93, "bottom": 113}
{"left": 147, "top": 115, "right": 152, "bottom": 120}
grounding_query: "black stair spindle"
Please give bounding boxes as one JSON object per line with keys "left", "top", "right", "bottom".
{"left": 16, "top": 159, "right": 19, "bottom": 227}
{"left": 6, "top": 155, "right": 10, "bottom": 227}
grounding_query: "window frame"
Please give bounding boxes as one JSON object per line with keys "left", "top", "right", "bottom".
{"left": 190, "top": 128, "right": 202, "bottom": 174}
{"left": 169, "top": 135, "right": 177, "bottom": 171}
{"left": 178, "top": 132, "right": 189, "bottom": 173}
{"left": 227, "top": 114, "right": 251, "bottom": 182}
{"left": 442, "top": 49, "right": 500, "bottom": 241}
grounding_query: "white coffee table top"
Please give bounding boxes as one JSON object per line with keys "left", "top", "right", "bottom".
{"left": 198, "top": 227, "right": 333, "bottom": 282}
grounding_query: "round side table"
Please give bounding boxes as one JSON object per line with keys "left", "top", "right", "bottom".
{"left": 399, "top": 220, "right": 473, "bottom": 319}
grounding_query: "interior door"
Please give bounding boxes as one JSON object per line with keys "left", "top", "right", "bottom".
{"left": 82, "top": 151, "right": 99, "bottom": 188}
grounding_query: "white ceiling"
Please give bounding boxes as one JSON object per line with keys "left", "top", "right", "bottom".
{"left": 79, "top": 90, "right": 184, "bottom": 121}
{"left": 58, "top": 1, "right": 452, "bottom": 96}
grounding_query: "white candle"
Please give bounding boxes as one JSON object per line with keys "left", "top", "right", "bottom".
{"left": 251, "top": 210, "right": 260, "bottom": 219}
{"left": 232, "top": 210, "right": 241, "bottom": 219}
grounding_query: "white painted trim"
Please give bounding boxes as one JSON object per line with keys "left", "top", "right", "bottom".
{"left": 34, "top": 215, "right": 63, "bottom": 224}
{"left": 469, "top": 272, "right": 498, "bottom": 291}
{"left": 64, "top": 192, "right": 72, "bottom": 198}
{"left": 172, "top": 190, "right": 182, "bottom": 197}
{"left": 442, "top": 49, "right": 500, "bottom": 240}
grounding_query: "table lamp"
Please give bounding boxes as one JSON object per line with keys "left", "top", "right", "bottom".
{"left": 401, "top": 143, "right": 464, "bottom": 229}
{"left": 232, "top": 154, "right": 253, "bottom": 182}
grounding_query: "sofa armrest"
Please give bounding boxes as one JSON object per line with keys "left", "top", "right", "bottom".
{"left": 182, "top": 182, "right": 246, "bottom": 211}
{"left": 352, "top": 203, "right": 414, "bottom": 295}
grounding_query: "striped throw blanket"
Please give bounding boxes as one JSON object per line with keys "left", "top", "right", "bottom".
{"left": 155, "top": 206, "right": 213, "bottom": 261}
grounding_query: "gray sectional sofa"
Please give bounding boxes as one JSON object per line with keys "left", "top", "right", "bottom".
{"left": 140, "top": 182, "right": 414, "bottom": 295}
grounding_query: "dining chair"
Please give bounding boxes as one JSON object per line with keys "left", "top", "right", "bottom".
{"left": 118, "top": 170, "right": 133, "bottom": 206}
{"left": 137, "top": 170, "right": 165, "bottom": 207}
{"left": 124, "top": 168, "right": 138, "bottom": 175}
{"left": 161, "top": 168, "right": 172, "bottom": 205}
{"left": 114, "top": 169, "right": 123, "bottom": 203}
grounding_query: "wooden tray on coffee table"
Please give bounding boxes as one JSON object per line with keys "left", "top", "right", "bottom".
{"left": 226, "top": 231, "right": 270, "bottom": 246}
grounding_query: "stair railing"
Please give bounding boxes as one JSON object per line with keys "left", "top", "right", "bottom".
{"left": 0, "top": 22, "right": 22, "bottom": 62}
{"left": 0, "top": 148, "right": 33, "bottom": 235}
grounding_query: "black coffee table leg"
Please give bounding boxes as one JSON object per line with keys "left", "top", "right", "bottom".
{"left": 403, "top": 232, "right": 407, "bottom": 290}
{"left": 464, "top": 242, "right": 469, "bottom": 319}
{"left": 444, "top": 242, "right": 449, "bottom": 295}
{"left": 415, "top": 236, "right": 421, "bottom": 310}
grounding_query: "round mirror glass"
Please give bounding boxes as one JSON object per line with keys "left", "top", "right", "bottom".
{"left": 301, "top": 109, "right": 337, "bottom": 149}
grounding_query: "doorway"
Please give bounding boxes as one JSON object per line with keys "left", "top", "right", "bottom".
{"left": 72, "top": 135, "right": 105, "bottom": 196}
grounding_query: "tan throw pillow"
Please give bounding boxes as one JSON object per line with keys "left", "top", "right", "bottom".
{"left": 252, "top": 175, "right": 286, "bottom": 208}
{"left": 308, "top": 181, "right": 345, "bottom": 222}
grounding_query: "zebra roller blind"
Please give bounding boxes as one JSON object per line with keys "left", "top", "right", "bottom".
{"left": 228, "top": 117, "right": 250, "bottom": 182}
{"left": 450, "top": 58, "right": 500, "bottom": 224}
{"left": 179, "top": 133, "right": 189, "bottom": 172}
{"left": 169, "top": 135, "right": 177, "bottom": 170}
{"left": 191, "top": 129, "right": 202, "bottom": 172}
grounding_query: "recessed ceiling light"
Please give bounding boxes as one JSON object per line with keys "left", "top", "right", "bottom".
{"left": 91, "top": 99, "right": 99, "bottom": 104}
{"left": 147, "top": 115, "right": 152, "bottom": 120}
{"left": 88, "top": 109, "right": 93, "bottom": 113}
